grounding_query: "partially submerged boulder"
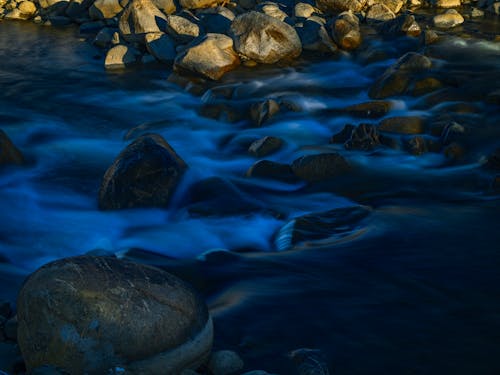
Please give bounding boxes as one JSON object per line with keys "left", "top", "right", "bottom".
{"left": 291, "top": 153, "right": 350, "bottom": 182}
{"left": 17, "top": 256, "right": 213, "bottom": 374}
{"left": 99, "top": 133, "right": 187, "bottom": 210}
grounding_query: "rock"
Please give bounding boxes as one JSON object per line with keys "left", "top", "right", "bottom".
{"left": 404, "top": 135, "right": 428, "bottom": 155}
{"left": 152, "top": 0, "right": 176, "bottom": 14}
{"left": 36, "top": 0, "right": 66, "bottom": 10}
{"left": 178, "top": 0, "right": 218, "bottom": 9}
{"left": 315, "top": 0, "right": 366, "bottom": 13}
{"left": 104, "top": 44, "right": 140, "bottom": 68}
{"left": 31, "top": 365, "right": 67, "bottom": 375}
{"left": 174, "top": 33, "right": 240, "bottom": 80}
{"left": 295, "top": 2, "right": 315, "bottom": 18}
{"left": 296, "top": 18, "right": 337, "bottom": 53}
{"left": 89, "top": 0, "right": 122, "bottom": 19}
{"left": 289, "top": 348, "right": 330, "bottom": 375}
{"left": 259, "top": 3, "right": 288, "bottom": 22}
{"left": 412, "top": 77, "right": 442, "bottom": 96}
{"left": 119, "top": 0, "right": 167, "bottom": 43}
{"left": 443, "top": 142, "right": 464, "bottom": 161}
{"left": 291, "top": 153, "right": 350, "bottom": 182}
{"left": 64, "top": 0, "right": 90, "bottom": 19}
{"left": 345, "top": 123, "right": 380, "bottom": 151}
{"left": 198, "top": 6, "right": 234, "bottom": 34}
{"left": 470, "top": 7, "right": 485, "bottom": 17}
{"left": 0, "top": 301, "right": 11, "bottom": 319}
{"left": 17, "top": 256, "right": 213, "bottom": 374}
{"left": 331, "top": 11, "right": 362, "bottom": 50}
{"left": 94, "top": 27, "right": 120, "bottom": 47}
{"left": 230, "top": 11, "right": 302, "bottom": 64}
{"left": 80, "top": 20, "right": 107, "bottom": 33}
{"left": 250, "top": 99, "right": 280, "bottom": 126}
{"left": 4, "top": 8, "right": 31, "bottom": 20}
{"left": 276, "top": 206, "right": 371, "bottom": 250}
{"left": 369, "top": 0, "right": 403, "bottom": 14}
{"left": 366, "top": 3, "right": 395, "bottom": 23}
{"left": 343, "top": 101, "right": 393, "bottom": 118}
{"left": 435, "top": 0, "right": 460, "bottom": 8}
{"left": 433, "top": 9, "right": 464, "bottom": 28}
{"left": 0, "top": 129, "right": 24, "bottom": 166}
{"left": 208, "top": 350, "right": 244, "bottom": 375}
{"left": 248, "top": 136, "right": 283, "bottom": 157}
{"left": 99, "top": 134, "right": 187, "bottom": 210}
{"left": 369, "top": 52, "right": 432, "bottom": 99}
{"left": 378, "top": 116, "right": 424, "bottom": 134}
{"left": 165, "top": 14, "right": 200, "bottom": 43}
{"left": 145, "top": 32, "right": 176, "bottom": 63}
{"left": 46, "top": 15, "right": 73, "bottom": 26}
{"left": 18, "top": 1, "right": 37, "bottom": 16}
{"left": 330, "top": 124, "right": 355, "bottom": 144}
{"left": 378, "top": 14, "right": 421, "bottom": 37}
{"left": 0, "top": 342, "right": 23, "bottom": 374}
{"left": 4, "top": 316, "right": 17, "bottom": 341}
{"left": 486, "top": 148, "right": 500, "bottom": 170}
{"left": 246, "top": 160, "right": 297, "bottom": 183}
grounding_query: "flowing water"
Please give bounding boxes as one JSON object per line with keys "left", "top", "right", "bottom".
{"left": 1, "top": 17, "right": 500, "bottom": 373}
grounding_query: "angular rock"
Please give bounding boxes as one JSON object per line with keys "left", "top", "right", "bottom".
{"left": 435, "top": 0, "right": 460, "bottom": 8}
{"left": 145, "top": 32, "right": 176, "bottom": 63}
{"left": 369, "top": 0, "right": 403, "bottom": 14}
{"left": 104, "top": 44, "right": 140, "bottom": 68}
{"left": 291, "top": 153, "right": 350, "bottom": 182}
{"left": 208, "top": 351, "right": 244, "bottom": 375}
{"left": 250, "top": 99, "right": 280, "bottom": 126}
{"left": 4, "top": 8, "right": 31, "bottom": 20}
{"left": 315, "top": 0, "right": 367, "bottom": 13}
{"left": 165, "top": 14, "right": 200, "bottom": 43}
{"left": 295, "top": 2, "right": 315, "bottom": 18}
{"left": 119, "top": 0, "right": 167, "bottom": 43}
{"left": 330, "top": 124, "right": 355, "bottom": 144}
{"left": 89, "top": 0, "right": 122, "bottom": 19}
{"left": 331, "top": 11, "right": 362, "bottom": 50}
{"left": 179, "top": 0, "right": 218, "bottom": 9}
{"left": 260, "top": 3, "right": 288, "bottom": 22}
{"left": 246, "top": 160, "right": 297, "bottom": 183}
{"left": 230, "top": 11, "right": 302, "bottom": 64}
{"left": 433, "top": 9, "right": 464, "bottom": 28}
{"left": 248, "top": 136, "right": 283, "bottom": 157}
{"left": 345, "top": 123, "right": 380, "bottom": 151}
{"left": 99, "top": 133, "right": 187, "bottom": 209}
{"left": 0, "top": 129, "right": 24, "bottom": 166}
{"left": 174, "top": 33, "right": 240, "bottom": 80}
{"left": 378, "top": 14, "right": 421, "bottom": 37}
{"left": 17, "top": 256, "right": 213, "bottom": 374}
{"left": 366, "top": 3, "right": 395, "bottom": 23}
{"left": 404, "top": 135, "right": 428, "bottom": 155}
{"left": 296, "top": 18, "right": 337, "bottom": 53}
{"left": 378, "top": 116, "right": 424, "bottom": 134}
{"left": 198, "top": 6, "right": 234, "bottom": 34}
{"left": 152, "top": 0, "right": 176, "bottom": 14}
{"left": 94, "top": 27, "right": 120, "bottom": 47}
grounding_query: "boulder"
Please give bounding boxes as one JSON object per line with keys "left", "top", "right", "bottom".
{"left": 230, "top": 11, "right": 302, "bottom": 64}
{"left": 296, "top": 18, "right": 337, "bottom": 53}
{"left": 208, "top": 351, "right": 245, "bottom": 375}
{"left": 344, "top": 123, "right": 380, "bottom": 151}
{"left": 366, "top": 3, "right": 395, "bottom": 23}
{"left": 145, "top": 32, "right": 176, "bottom": 63}
{"left": 295, "top": 2, "right": 316, "bottom": 18}
{"left": 152, "top": 0, "right": 175, "bottom": 14}
{"left": 434, "top": 0, "right": 460, "bottom": 8}
{"left": 0, "top": 129, "right": 24, "bottom": 166}
{"left": 369, "top": 0, "right": 403, "bottom": 14}
{"left": 433, "top": 9, "right": 464, "bottom": 28}
{"left": 331, "top": 11, "right": 362, "bottom": 50}
{"left": 378, "top": 14, "right": 421, "bottom": 37}
{"left": 89, "top": 0, "right": 123, "bottom": 20}
{"left": 174, "top": 33, "right": 240, "bottom": 80}
{"left": 17, "top": 256, "right": 213, "bottom": 374}
{"left": 378, "top": 116, "right": 424, "bottom": 134}
{"left": 198, "top": 6, "right": 234, "bottom": 34}
{"left": 165, "top": 14, "right": 200, "bottom": 43}
{"left": 291, "top": 153, "right": 350, "bottom": 182}
{"left": 99, "top": 133, "right": 187, "bottom": 209}
{"left": 18, "top": 1, "right": 37, "bottom": 17}
{"left": 179, "top": 0, "right": 218, "bottom": 9}
{"left": 94, "top": 27, "right": 120, "bottom": 47}
{"left": 259, "top": 3, "right": 288, "bottom": 22}
{"left": 315, "top": 0, "right": 367, "bottom": 13}
{"left": 119, "top": 0, "right": 167, "bottom": 43}
{"left": 330, "top": 124, "right": 356, "bottom": 144}
{"left": 104, "top": 44, "right": 140, "bottom": 68}
{"left": 246, "top": 160, "right": 297, "bottom": 183}
{"left": 248, "top": 136, "right": 283, "bottom": 157}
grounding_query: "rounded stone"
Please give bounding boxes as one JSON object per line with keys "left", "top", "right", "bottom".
{"left": 17, "top": 256, "right": 213, "bottom": 374}
{"left": 208, "top": 350, "right": 244, "bottom": 375}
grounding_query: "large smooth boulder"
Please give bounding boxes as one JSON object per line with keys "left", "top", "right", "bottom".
{"left": 99, "top": 133, "right": 187, "bottom": 209}
{"left": 17, "top": 256, "right": 213, "bottom": 374}
{"left": 174, "top": 33, "right": 240, "bottom": 80}
{"left": 119, "top": 0, "right": 167, "bottom": 43}
{"left": 230, "top": 11, "right": 302, "bottom": 64}
{"left": 0, "top": 129, "right": 24, "bottom": 166}
{"left": 315, "top": 0, "right": 367, "bottom": 13}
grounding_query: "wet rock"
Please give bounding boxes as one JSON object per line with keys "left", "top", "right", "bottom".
{"left": 315, "top": 0, "right": 366, "bottom": 13}
{"left": 434, "top": 0, "right": 460, "bottom": 8}
{"left": 378, "top": 14, "right": 421, "bottom": 37}
{"left": 246, "top": 160, "right": 297, "bottom": 183}
{"left": 404, "top": 135, "right": 428, "bottom": 155}
{"left": 230, "top": 11, "right": 302, "bottom": 64}
{"left": 412, "top": 77, "right": 442, "bottom": 96}
{"left": 369, "top": 52, "right": 432, "bottom": 99}
{"left": 250, "top": 99, "right": 280, "bottom": 126}
{"left": 369, "top": 0, "right": 403, "bottom": 14}
{"left": 46, "top": 15, "right": 73, "bottom": 26}
{"left": 179, "top": 0, "right": 218, "bottom": 10}
{"left": 330, "top": 124, "right": 355, "bottom": 144}
{"left": 17, "top": 256, "right": 213, "bottom": 374}
{"left": 165, "top": 14, "right": 200, "bottom": 43}
{"left": 99, "top": 133, "right": 187, "bottom": 210}
{"left": 104, "top": 44, "right": 140, "bottom": 68}
{"left": 0, "top": 129, "right": 24, "bottom": 166}
{"left": 208, "top": 350, "right": 244, "bottom": 375}
{"left": 443, "top": 142, "right": 464, "bottom": 161}
{"left": 486, "top": 148, "right": 500, "bottom": 170}
{"left": 421, "top": 29, "right": 439, "bottom": 45}
{"left": 174, "top": 33, "right": 240, "bottom": 80}
{"left": 345, "top": 123, "right": 380, "bottom": 151}
{"left": 296, "top": 18, "right": 337, "bottom": 53}
{"left": 366, "top": 3, "right": 395, "bottom": 23}
{"left": 331, "top": 11, "right": 362, "bottom": 50}
{"left": 433, "top": 9, "right": 464, "bottom": 28}
{"left": 276, "top": 206, "right": 371, "bottom": 251}
{"left": 89, "top": 0, "right": 123, "bottom": 20}
{"left": 248, "top": 136, "right": 283, "bottom": 157}
{"left": 378, "top": 116, "right": 424, "bottom": 134}
{"left": 119, "top": 0, "right": 167, "bottom": 43}
{"left": 343, "top": 101, "right": 393, "bottom": 118}
{"left": 295, "top": 2, "right": 315, "bottom": 18}
{"left": 291, "top": 153, "right": 350, "bottom": 182}
{"left": 4, "top": 316, "right": 17, "bottom": 341}
{"left": 145, "top": 32, "right": 176, "bottom": 63}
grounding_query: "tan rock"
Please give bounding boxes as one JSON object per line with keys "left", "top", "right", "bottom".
{"left": 433, "top": 9, "right": 464, "bottom": 28}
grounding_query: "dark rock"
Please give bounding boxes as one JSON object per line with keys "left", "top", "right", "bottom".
{"left": 248, "top": 136, "right": 283, "bottom": 157}
{"left": 0, "top": 301, "right": 11, "bottom": 319}
{"left": 344, "top": 101, "right": 393, "bottom": 118}
{"left": 443, "top": 142, "right": 464, "bottom": 161}
{"left": 208, "top": 350, "right": 244, "bottom": 375}
{"left": 412, "top": 77, "right": 442, "bottom": 96}
{"left": 378, "top": 116, "right": 424, "bottom": 134}
{"left": 378, "top": 14, "right": 421, "bottom": 37}
{"left": 145, "top": 32, "right": 176, "bottom": 64}
{"left": 4, "top": 316, "right": 17, "bottom": 341}
{"left": 275, "top": 205, "right": 371, "bottom": 251}
{"left": 288, "top": 348, "right": 330, "bottom": 375}
{"left": 98, "top": 134, "right": 188, "bottom": 210}
{"left": 331, "top": 10, "right": 362, "bottom": 51}
{"left": 493, "top": 175, "right": 500, "bottom": 191}
{"left": 296, "top": 18, "right": 337, "bottom": 54}
{"left": 404, "top": 136, "right": 428, "bottom": 155}
{"left": 246, "top": 160, "right": 297, "bottom": 183}
{"left": 291, "top": 153, "right": 350, "bottom": 182}
{"left": 198, "top": 7, "right": 234, "bottom": 34}
{"left": 17, "top": 256, "right": 213, "bottom": 374}
{"left": 379, "top": 133, "right": 401, "bottom": 149}
{"left": 330, "top": 124, "right": 355, "bottom": 144}
{"left": 0, "top": 129, "right": 24, "bottom": 166}
{"left": 230, "top": 11, "right": 302, "bottom": 64}
{"left": 0, "top": 342, "right": 23, "bottom": 374}
{"left": 345, "top": 123, "right": 380, "bottom": 151}
{"left": 250, "top": 99, "right": 280, "bottom": 127}
{"left": 89, "top": 0, "right": 123, "bottom": 20}
{"left": 486, "top": 148, "right": 500, "bottom": 170}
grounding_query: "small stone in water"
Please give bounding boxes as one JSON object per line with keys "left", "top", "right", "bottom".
{"left": 208, "top": 350, "right": 244, "bottom": 375}
{"left": 248, "top": 136, "right": 283, "bottom": 157}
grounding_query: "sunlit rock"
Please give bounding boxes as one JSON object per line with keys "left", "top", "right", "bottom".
{"left": 104, "top": 44, "right": 140, "bottom": 68}
{"left": 164, "top": 14, "right": 200, "bottom": 43}
{"left": 331, "top": 11, "right": 362, "bottom": 50}
{"left": 17, "top": 256, "right": 213, "bottom": 374}
{"left": 315, "top": 0, "right": 367, "bottom": 13}
{"left": 99, "top": 133, "right": 187, "bottom": 209}
{"left": 295, "top": 2, "right": 316, "bottom": 18}
{"left": 230, "top": 11, "right": 302, "bottom": 64}
{"left": 119, "top": 0, "right": 167, "bottom": 43}
{"left": 179, "top": 0, "right": 219, "bottom": 10}
{"left": 89, "top": 0, "right": 123, "bottom": 20}
{"left": 434, "top": 0, "right": 461, "bottom": 8}
{"left": 366, "top": 3, "right": 395, "bottom": 23}
{"left": 378, "top": 14, "right": 422, "bottom": 37}
{"left": 433, "top": 9, "right": 464, "bottom": 28}
{"left": 368, "top": 0, "right": 403, "bottom": 14}
{"left": 174, "top": 33, "right": 240, "bottom": 80}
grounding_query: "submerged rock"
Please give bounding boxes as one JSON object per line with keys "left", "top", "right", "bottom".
{"left": 0, "top": 129, "right": 24, "bottom": 166}
{"left": 246, "top": 160, "right": 297, "bottom": 183}
{"left": 291, "top": 153, "right": 350, "bottom": 182}
{"left": 230, "top": 11, "right": 302, "bottom": 64}
{"left": 343, "top": 101, "right": 393, "bottom": 118}
{"left": 250, "top": 99, "right": 280, "bottom": 126}
{"left": 17, "top": 256, "right": 213, "bottom": 374}
{"left": 99, "top": 133, "right": 187, "bottom": 210}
